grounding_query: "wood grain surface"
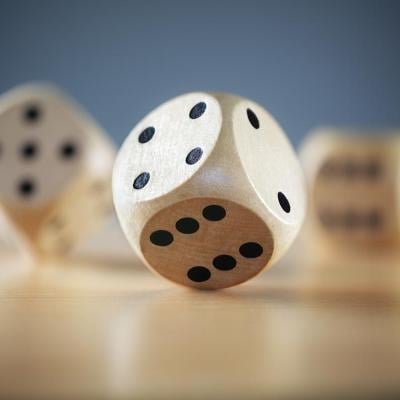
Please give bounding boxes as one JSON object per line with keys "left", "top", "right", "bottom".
{"left": 1, "top": 226, "right": 400, "bottom": 399}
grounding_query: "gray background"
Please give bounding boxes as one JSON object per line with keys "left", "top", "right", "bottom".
{"left": 0, "top": 0, "right": 399, "bottom": 147}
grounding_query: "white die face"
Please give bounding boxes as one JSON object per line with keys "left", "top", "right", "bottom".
{"left": 232, "top": 99, "right": 306, "bottom": 226}
{"left": 0, "top": 88, "right": 86, "bottom": 208}
{"left": 113, "top": 92, "right": 222, "bottom": 202}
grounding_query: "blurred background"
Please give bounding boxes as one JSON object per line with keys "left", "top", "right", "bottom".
{"left": 1, "top": 0, "right": 400, "bottom": 146}
{"left": 2, "top": 2, "right": 400, "bottom": 399}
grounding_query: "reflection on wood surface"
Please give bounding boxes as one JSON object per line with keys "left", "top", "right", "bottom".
{"left": 0, "top": 245, "right": 400, "bottom": 399}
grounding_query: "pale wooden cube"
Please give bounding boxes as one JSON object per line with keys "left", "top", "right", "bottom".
{"left": 300, "top": 129, "right": 400, "bottom": 251}
{"left": 0, "top": 84, "right": 116, "bottom": 257}
{"left": 113, "top": 92, "right": 306, "bottom": 289}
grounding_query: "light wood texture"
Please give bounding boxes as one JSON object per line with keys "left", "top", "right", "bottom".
{"left": 0, "top": 84, "right": 116, "bottom": 257}
{"left": 1, "top": 238, "right": 400, "bottom": 399}
{"left": 300, "top": 129, "right": 400, "bottom": 258}
{"left": 113, "top": 92, "right": 306, "bottom": 289}
{"left": 140, "top": 197, "right": 273, "bottom": 289}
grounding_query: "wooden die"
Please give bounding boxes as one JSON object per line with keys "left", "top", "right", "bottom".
{"left": 300, "top": 128, "right": 400, "bottom": 250}
{"left": 0, "top": 84, "right": 115, "bottom": 257}
{"left": 113, "top": 92, "right": 306, "bottom": 289}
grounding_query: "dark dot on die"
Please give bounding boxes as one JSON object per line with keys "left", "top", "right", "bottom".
{"left": 343, "top": 160, "right": 358, "bottom": 178}
{"left": 133, "top": 172, "right": 150, "bottom": 189}
{"left": 60, "top": 142, "right": 78, "bottom": 160}
{"left": 343, "top": 210, "right": 358, "bottom": 229}
{"left": 24, "top": 105, "right": 41, "bottom": 123}
{"left": 187, "top": 266, "right": 211, "bottom": 282}
{"left": 278, "top": 192, "right": 291, "bottom": 213}
{"left": 365, "top": 160, "right": 381, "bottom": 179}
{"left": 189, "top": 102, "right": 207, "bottom": 119}
{"left": 20, "top": 141, "right": 38, "bottom": 160}
{"left": 138, "top": 127, "right": 155, "bottom": 143}
{"left": 202, "top": 205, "right": 226, "bottom": 221}
{"left": 367, "top": 210, "right": 382, "bottom": 230}
{"left": 246, "top": 108, "right": 260, "bottom": 129}
{"left": 18, "top": 178, "right": 36, "bottom": 198}
{"left": 176, "top": 217, "right": 199, "bottom": 234}
{"left": 320, "top": 160, "right": 337, "bottom": 177}
{"left": 239, "top": 242, "right": 263, "bottom": 258}
{"left": 150, "top": 230, "right": 174, "bottom": 246}
{"left": 213, "top": 255, "right": 237, "bottom": 271}
{"left": 186, "top": 147, "right": 203, "bottom": 165}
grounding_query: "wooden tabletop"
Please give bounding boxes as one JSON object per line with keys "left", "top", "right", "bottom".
{"left": 1, "top": 223, "right": 400, "bottom": 399}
